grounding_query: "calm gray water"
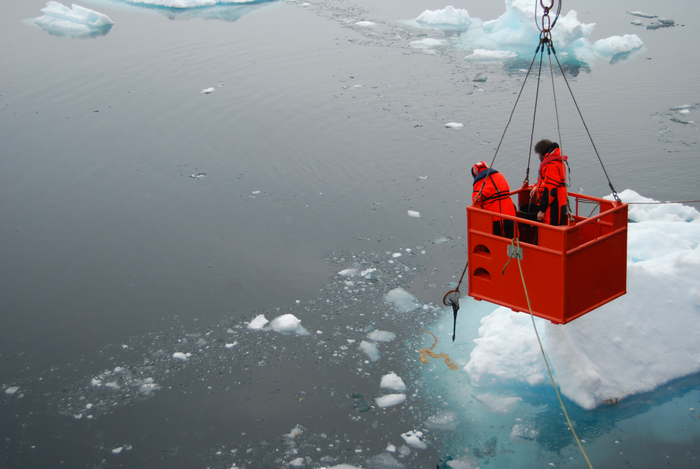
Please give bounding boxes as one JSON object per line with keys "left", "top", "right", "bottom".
{"left": 1, "top": 0, "right": 699, "bottom": 468}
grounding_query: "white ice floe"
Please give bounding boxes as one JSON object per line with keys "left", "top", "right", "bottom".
{"left": 201, "top": 87, "right": 215, "bottom": 94}
{"left": 385, "top": 287, "right": 422, "bottom": 313}
{"left": 111, "top": 447, "right": 123, "bottom": 454}
{"left": 172, "top": 352, "right": 189, "bottom": 360}
{"left": 270, "top": 314, "right": 309, "bottom": 335}
{"left": 410, "top": 38, "right": 449, "bottom": 49}
{"left": 593, "top": 34, "right": 644, "bottom": 56}
{"left": 366, "top": 330, "right": 396, "bottom": 342}
{"left": 375, "top": 393, "right": 406, "bottom": 408}
{"left": 34, "top": 1, "right": 114, "bottom": 38}
{"left": 416, "top": 6, "right": 473, "bottom": 31}
{"left": 445, "top": 122, "right": 464, "bottom": 129}
{"left": 356, "top": 21, "right": 375, "bottom": 27}
{"left": 463, "top": 49, "right": 517, "bottom": 61}
{"left": 464, "top": 190, "right": 700, "bottom": 409}
{"left": 359, "top": 340, "right": 380, "bottom": 362}
{"left": 380, "top": 372, "right": 406, "bottom": 392}
{"left": 400, "top": 430, "right": 427, "bottom": 449}
{"left": 4, "top": 386, "right": 19, "bottom": 395}
{"left": 407, "top": 210, "right": 421, "bottom": 218}
{"left": 247, "top": 314, "right": 269, "bottom": 330}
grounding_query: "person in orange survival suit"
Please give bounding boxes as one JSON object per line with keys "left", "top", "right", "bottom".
{"left": 529, "top": 139, "right": 569, "bottom": 225}
{"left": 471, "top": 161, "right": 518, "bottom": 238}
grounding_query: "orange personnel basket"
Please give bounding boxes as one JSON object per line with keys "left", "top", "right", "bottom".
{"left": 467, "top": 187, "right": 628, "bottom": 324}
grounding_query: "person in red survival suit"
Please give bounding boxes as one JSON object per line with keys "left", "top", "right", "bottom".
{"left": 529, "top": 139, "right": 569, "bottom": 225}
{"left": 471, "top": 161, "right": 518, "bottom": 238}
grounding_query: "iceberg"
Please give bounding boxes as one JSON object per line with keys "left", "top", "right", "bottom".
{"left": 463, "top": 190, "right": 700, "bottom": 409}
{"left": 416, "top": 5, "right": 473, "bottom": 31}
{"left": 34, "top": 2, "right": 114, "bottom": 38}
{"left": 113, "top": 0, "right": 278, "bottom": 22}
{"left": 122, "top": 0, "right": 259, "bottom": 7}
{"left": 410, "top": 0, "right": 643, "bottom": 65}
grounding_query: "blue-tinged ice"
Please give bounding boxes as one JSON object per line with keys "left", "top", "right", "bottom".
{"left": 461, "top": 189, "right": 700, "bottom": 410}
{"left": 122, "top": 0, "right": 259, "bottom": 7}
{"left": 385, "top": 287, "right": 422, "bottom": 313}
{"left": 407, "top": 1, "right": 644, "bottom": 65}
{"left": 34, "top": 2, "right": 114, "bottom": 38}
{"left": 424, "top": 411, "right": 458, "bottom": 431}
{"left": 359, "top": 340, "right": 381, "bottom": 362}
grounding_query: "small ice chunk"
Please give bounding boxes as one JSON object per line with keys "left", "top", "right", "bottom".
{"left": 445, "top": 122, "right": 463, "bottom": 129}
{"left": 392, "top": 252, "right": 402, "bottom": 258}
{"left": 90, "top": 378, "right": 102, "bottom": 387}
{"left": 464, "top": 49, "right": 517, "bottom": 61}
{"left": 360, "top": 267, "right": 379, "bottom": 280}
{"left": 367, "top": 330, "right": 396, "bottom": 342}
{"left": 386, "top": 443, "right": 396, "bottom": 452}
{"left": 511, "top": 423, "right": 538, "bottom": 440}
{"left": 407, "top": 210, "right": 421, "bottom": 218}
{"left": 112, "top": 447, "right": 123, "bottom": 454}
{"left": 284, "top": 424, "right": 304, "bottom": 439}
{"left": 424, "top": 411, "right": 458, "bottom": 431}
{"left": 472, "top": 73, "right": 488, "bottom": 83}
{"left": 627, "top": 11, "right": 658, "bottom": 19}
{"left": 359, "top": 340, "right": 380, "bottom": 362}
{"left": 593, "top": 34, "right": 643, "bottom": 56}
{"left": 201, "top": 87, "right": 215, "bottom": 94}
{"left": 270, "top": 314, "right": 309, "bottom": 335}
{"left": 4, "top": 386, "right": 19, "bottom": 395}
{"left": 225, "top": 342, "right": 238, "bottom": 348}
{"left": 410, "top": 38, "right": 448, "bottom": 49}
{"left": 172, "top": 352, "right": 189, "bottom": 361}
{"left": 289, "top": 457, "right": 304, "bottom": 467}
{"left": 375, "top": 393, "right": 406, "bottom": 408}
{"left": 247, "top": 314, "right": 269, "bottom": 330}
{"left": 401, "top": 430, "right": 427, "bottom": 449}
{"left": 385, "top": 287, "right": 422, "bottom": 313}
{"left": 380, "top": 373, "right": 406, "bottom": 392}
{"left": 338, "top": 267, "right": 359, "bottom": 277}
{"left": 356, "top": 21, "right": 375, "bottom": 27}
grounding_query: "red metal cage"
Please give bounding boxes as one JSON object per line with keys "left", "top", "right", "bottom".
{"left": 467, "top": 188, "right": 628, "bottom": 324}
